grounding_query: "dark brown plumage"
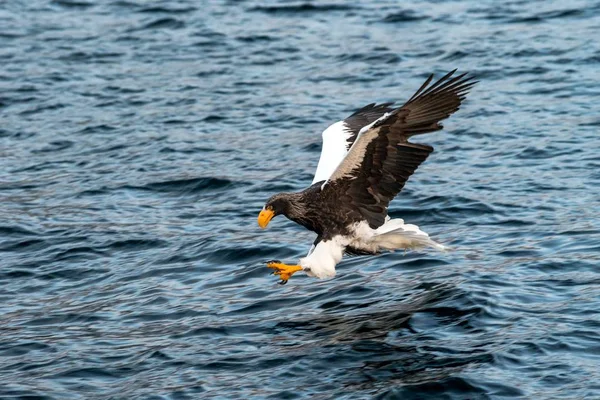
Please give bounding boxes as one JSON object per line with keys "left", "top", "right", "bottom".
{"left": 322, "top": 70, "right": 476, "bottom": 228}
{"left": 262, "top": 70, "right": 476, "bottom": 241}
{"left": 343, "top": 102, "right": 395, "bottom": 148}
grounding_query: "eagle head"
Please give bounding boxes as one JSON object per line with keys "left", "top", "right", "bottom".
{"left": 257, "top": 194, "right": 292, "bottom": 229}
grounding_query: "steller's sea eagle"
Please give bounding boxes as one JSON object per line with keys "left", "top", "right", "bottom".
{"left": 258, "top": 70, "right": 476, "bottom": 284}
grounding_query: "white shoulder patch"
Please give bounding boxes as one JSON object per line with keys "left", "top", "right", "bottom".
{"left": 358, "top": 111, "right": 391, "bottom": 136}
{"left": 312, "top": 121, "right": 352, "bottom": 184}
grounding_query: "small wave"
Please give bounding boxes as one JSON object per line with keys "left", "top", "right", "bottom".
{"left": 578, "top": 119, "right": 600, "bottom": 127}
{"left": 250, "top": 4, "right": 355, "bottom": 14}
{"left": 516, "top": 145, "right": 582, "bottom": 160}
{"left": 382, "top": 10, "right": 428, "bottom": 23}
{"left": 51, "top": 0, "right": 94, "bottom": 8}
{"left": 236, "top": 35, "right": 278, "bottom": 43}
{"left": 39, "top": 266, "right": 110, "bottom": 281}
{"left": 393, "top": 195, "right": 497, "bottom": 221}
{"left": 385, "top": 376, "right": 490, "bottom": 399}
{"left": 104, "top": 86, "right": 145, "bottom": 93}
{"left": 159, "top": 146, "right": 228, "bottom": 154}
{"left": 0, "top": 225, "right": 39, "bottom": 236}
{"left": 19, "top": 103, "right": 66, "bottom": 116}
{"left": 0, "top": 269, "right": 35, "bottom": 280}
{"left": 504, "top": 66, "right": 550, "bottom": 76}
{"left": 78, "top": 124, "right": 117, "bottom": 134}
{"left": 0, "top": 238, "right": 48, "bottom": 253}
{"left": 124, "top": 308, "right": 205, "bottom": 322}
{"left": 508, "top": 8, "right": 585, "bottom": 23}
{"left": 102, "top": 238, "right": 168, "bottom": 252}
{"left": 137, "top": 18, "right": 185, "bottom": 30}
{"left": 128, "top": 177, "right": 241, "bottom": 194}
{"left": 0, "top": 342, "right": 52, "bottom": 357}
{"left": 201, "top": 246, "right": 271, "bottom": 264}
{"left": 509, "top": 48, "right": 568, "bottom": 58}
{"left": 337, "top": 52, "right": 402, "bottom": 64}
{"left": 195, "top": 68, "right": 231, "bottom": 77}
{"left": 261, "top": 182, "right": 299, "bottom": 192}
{"left": 172, "top": 326, "right": 228, "bottom": 339}
{"left": 52, "top": 246, "right": 107, "bottom": 261}
{"left": 57, "top": 51, "right": 124, "bottom": 62}
{"left": 307, "top": 73, "right": 380, "bottom": 83}
{"left": 24, "top": 313, "right": 107, "bottom": 327}
{"left": 441, "top": 50, "right": 471, "bottom": 61}
{"left": 78, "top": 177, "right": 244, "bottom": 198}
{"left": 0, "top": 32, "right": 26, "bottom": 39}
{"left": 203, "top": 115, "right": 227, "bottom": 122}
{"left": 391, "top": 258, "right": 451, "bottom": 270}
{"left": 138, "top": 6, "right": 197, "bottom": 14}
{"left": 303, "top": 142, "right": 321, "bottom": 152}
{"left": 52, "top": 367, "right": 119, "bottom": 380}
{"left": 31, "top": 140, "right": 74, "bottom": 153}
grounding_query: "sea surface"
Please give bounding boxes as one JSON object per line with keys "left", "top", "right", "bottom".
{"left": 1, "top": 0, "right": 600, "bottom": 399}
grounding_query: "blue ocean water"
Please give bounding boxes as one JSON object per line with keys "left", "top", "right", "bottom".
{"left": 1, "top": 0, "right": 600, "bottom": 398}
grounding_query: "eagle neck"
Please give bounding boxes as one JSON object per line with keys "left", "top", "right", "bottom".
{"left": 281, "top": 192, "right": 315, "bottom": 231}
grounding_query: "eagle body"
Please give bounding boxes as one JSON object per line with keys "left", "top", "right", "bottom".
{"left": 269, "top": 183, "right": 441, "bottom": 279}
{"left": 271, "top": 182, "right": 366, "bottom": 240}
{"left": 258, "top": 70, "right": 476, "bottom": 283}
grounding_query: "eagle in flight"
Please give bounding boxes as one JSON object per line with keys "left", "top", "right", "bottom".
{"left": 258, "top": 70, "right": 476, "bottom": 284}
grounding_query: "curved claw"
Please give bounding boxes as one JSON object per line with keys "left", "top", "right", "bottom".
{"left": 266, "top": 261, "right": 302, "bottom": 284}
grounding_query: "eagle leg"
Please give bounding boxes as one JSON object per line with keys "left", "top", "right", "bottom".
{"left": 266, "top": 260, "right": 302, "bottom": 285}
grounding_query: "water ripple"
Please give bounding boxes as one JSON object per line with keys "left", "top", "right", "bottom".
{"left": 1, "top": 0, "right": 599, "bottom": 398}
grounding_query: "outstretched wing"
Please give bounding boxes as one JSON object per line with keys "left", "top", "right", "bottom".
{"left": 324, "top": 70, "right": 477, "bottom": 228}
{"left": 343, "top": 102, "right": 395, "bottom": 148}
{"left": 312, "top": 103, "right": 395, "bottom": 184}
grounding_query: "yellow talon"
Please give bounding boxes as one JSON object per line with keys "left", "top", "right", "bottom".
{"left": 266, "top": 260, "right": 302, "bottom": 284}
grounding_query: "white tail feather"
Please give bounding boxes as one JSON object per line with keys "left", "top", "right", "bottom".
{"left": 372, "top": 218, "right": 448, "bottom": 252}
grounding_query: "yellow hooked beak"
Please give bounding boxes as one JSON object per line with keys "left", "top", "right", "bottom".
{"left": 257, "top": 208, "right": 275, "bottom": 229}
